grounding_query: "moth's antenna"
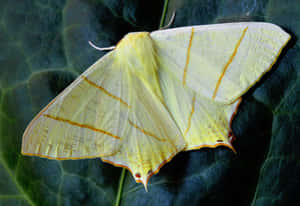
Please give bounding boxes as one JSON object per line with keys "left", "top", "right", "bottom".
{"left": 88, "top": 41, "right": 116, "bottom": 51}
{"left": 160, "top": 11, "right": 176, "bottom": 30}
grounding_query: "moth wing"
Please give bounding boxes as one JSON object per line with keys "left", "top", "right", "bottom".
{"left": 22, "top": 50, "right": 185, "bottom": 188}
{"left": 151, "top": 22, "right": 290, "bottom": 104}
{"left": 102, "top": 71, "right": 185, "bottom": 189}
{"left": 22, "top": 52, "right": 130, "bottom": 159}
{"left": 159, "top": 66, "right": 239, "bottom": 151}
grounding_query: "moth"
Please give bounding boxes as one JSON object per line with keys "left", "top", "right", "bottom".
{"left": 22, "top": 22, "right": 290, "bottom": 190}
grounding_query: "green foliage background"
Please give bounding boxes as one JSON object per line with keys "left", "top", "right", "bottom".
{"left": 0, "top": 0, "right": 299, "bottom": 205}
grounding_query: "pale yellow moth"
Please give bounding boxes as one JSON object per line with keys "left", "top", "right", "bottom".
{"left": 22, "top": 22, "right": 290, "bottom": 190}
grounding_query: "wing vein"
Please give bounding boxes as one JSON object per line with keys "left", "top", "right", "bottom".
{"left": 212, "top": 26, "right": 248, "bottom": 99}
{"left": 183, "top": 93, "right": 196, "bottom": 137}
{"left": 44, "top": 114, "right": 121, "bottom": 140}
{"left": 128, "top": 120, "right": 166, "bottom": 142}
{"left": 81, "top": 75, "right": 130, "bottom": 108}
{"left": 182, "top": 27, "right": 195, "bottom": 86}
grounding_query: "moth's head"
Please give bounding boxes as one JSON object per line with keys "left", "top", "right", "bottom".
{"left": 116, "top": 32, "right": 150, "bottom": 50}
{"left": 115, "top": 32, "right": 158, "bottom": 72}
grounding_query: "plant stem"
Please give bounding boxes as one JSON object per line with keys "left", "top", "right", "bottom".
{"left": 159, "top": 0, "right": 170, "bottom": 29}
{"left": 115, "top": 168, "right": 126, "bottom": 206}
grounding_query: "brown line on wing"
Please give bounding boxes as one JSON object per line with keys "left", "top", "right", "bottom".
{"left": 128, "top": 120, "right": 166, "bottom": 142}
{"left": 44, "top": 114, "right": 121, "bottom": 140}
{"left": 182, "top": 27, "right": 195, "bottom": 86}
{"left": 184, "top": 93, "right": 196, "bottom": 136}
{"left": 212, "top": 26, "right": 249, "bottom": 99}
{"left": 81, "top": 75, "right": 130, "bottom": 108}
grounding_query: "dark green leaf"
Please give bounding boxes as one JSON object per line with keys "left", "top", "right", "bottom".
{"left": 0, "top": 0, "right": 299, "bottom": 205}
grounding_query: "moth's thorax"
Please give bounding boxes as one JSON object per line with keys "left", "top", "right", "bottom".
{"left": 114, "top": 31, "right": 162, "bottom": 99}
{"left": 115, "top": 32, "right": 158, "bottom": 71}
{"left": 116, "top": 32, "right": 150, "bottom": 49}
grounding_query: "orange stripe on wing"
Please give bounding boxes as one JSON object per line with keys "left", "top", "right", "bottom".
{"left": 81, "top": 75, "right": 130, "bottom": 108}
{"left": 144, "top": 149, "right": 179, "bottom": 188}
{"left": 21, "top": 152, "right": 108, "bottom": 160}
{"left": 182, "top": 27, "right": 195, "bottom": 86}
{"left": 212, "top": 27, "right": 248, "bottom": 99}
{"left": 128, "top": 120, "right": 165, "bottom": 142}
{"left": 101, "top": 158, "right": 134, "bottom": 175}
{"left": 184, "top": 94, "right": 196, "bottom": 136}
{"left": 188, "top": 143, "right": 236, "bottom": 154}
{"left": 44, "top": 114, "right": 121, "bottom": 140}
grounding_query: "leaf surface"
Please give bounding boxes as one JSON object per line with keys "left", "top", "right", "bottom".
{"left": 0, "top": 0, "right": 299, "bottom": 205}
